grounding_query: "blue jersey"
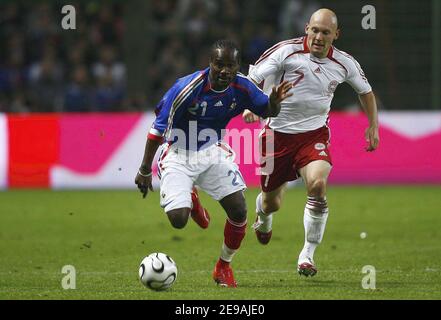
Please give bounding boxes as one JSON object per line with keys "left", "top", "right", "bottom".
{"left": 149, "top": 68, "right": 269, "bottom": 150}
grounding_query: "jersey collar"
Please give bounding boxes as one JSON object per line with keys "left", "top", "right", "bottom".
{"left": 205, "top": 67, "right": 232, "bottom": 93}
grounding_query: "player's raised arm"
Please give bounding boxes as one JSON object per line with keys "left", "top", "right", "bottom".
{"left": 243, "top": 78, "right": 292, "bottom": 121}
{"left": 243, "top": 79, "right": 261, "bottom": 123}
{"left": 243, "top": 77, "right": 263, "bottom": 123}
{"left": 263, "top": 80, "right": 293, "bottom": 118}
{"left": 243, "top": 44, "right": 288, "bottom": 123}
{"left": 358, "top": 91, "right": 379, "bottom": 152}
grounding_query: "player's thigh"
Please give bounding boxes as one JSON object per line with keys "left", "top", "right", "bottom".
{"left": 259, "top": 127, "right": 298, "bottom": 192}
{"left": 197, "top": 160, "right": 246, "bottom": 201}
{"left": 298, "top": 160, "right": 332, "bottom": 189}
{"left": 159, "top": 168, "right": 194, "bottom": 212}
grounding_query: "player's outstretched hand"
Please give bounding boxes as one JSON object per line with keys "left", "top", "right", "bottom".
{"left": 365, "top": 126, "right": 379, "bottom": 152}
{"left": 270, "top": 80, "right": 293, "bottom": 105}
{"left": 135, "top": 170, "right": 153, "bottom": 198}
{"left": 243, "top": 109, "right": 260, "bottom": 123}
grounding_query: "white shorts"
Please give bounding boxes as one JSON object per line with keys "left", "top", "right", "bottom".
{"left": 157, "top": 142, "right": 246, "bottom": 212}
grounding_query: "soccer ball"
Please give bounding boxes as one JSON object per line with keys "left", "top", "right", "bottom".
{"left": 139, "top": 252, "right": 178, "bottom": 291}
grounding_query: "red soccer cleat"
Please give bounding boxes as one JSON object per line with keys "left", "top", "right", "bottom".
{"left": 297, "top": 257, "right": 318, "bottom": 277}
{"left": 212, "top": 259, "right": 237, "bottom": 288}
{"left": 191, "top": 188, "right": 210, "bottom": 229}
{"left": 255, "top": 229, "right": 272, "bottom": 245}
{"left": 252, "top": 217, "right": 272, "bottom": 245}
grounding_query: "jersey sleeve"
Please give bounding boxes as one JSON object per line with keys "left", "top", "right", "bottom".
{"left": 345, "top": 56, "right": 372, "bottom": 95}
{"left": 148, "top": 81, "right": 192, "bottom": 141}
{"left": 248, "top": 46, "right": 285, "bottom": 85}
{"left": 242, "top": 78, "right": 269, "bottom": 117}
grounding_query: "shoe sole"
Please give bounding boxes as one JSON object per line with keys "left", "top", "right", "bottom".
{"left": 297, "top": 263, "right": 317, "bottom": 277}
{"left": 213, "top": 277, "right": 237, "bottom": 288}
{"left": 212, "top": 272, "right": 237, "bottom": 288}
{"left": 213, "top": 278, "right": 230, "bottom": 287}
{"left": 255, "top": 229, "right": 272, "bottom": 245}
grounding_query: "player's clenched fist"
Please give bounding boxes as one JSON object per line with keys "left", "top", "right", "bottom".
{"left": 365, "top": 126, "right": 379, "bottom": 152}
{"left": 135, "top": 169, "right": 153, "bottom": 198}
{"left": 243, "top": 109, "right": 260, "bottom": 123}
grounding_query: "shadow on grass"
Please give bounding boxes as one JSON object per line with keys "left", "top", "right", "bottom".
{"left": 236, "top": 278, "right": 355, "bottom": 289}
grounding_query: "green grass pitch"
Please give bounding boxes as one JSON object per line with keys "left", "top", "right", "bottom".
{"left": 1, "top": 186, "right": 440, "bottom": 300}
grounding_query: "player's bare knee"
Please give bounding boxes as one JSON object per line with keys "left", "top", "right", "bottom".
{"left": 307, "top": 178, "right": 327, "bottom": 198}
{"left": 220, "top": 191, "right": 247, "bottom": 223}
{"left": 169, "top": 216, "right": 188, "bottom": 229}
{"left": 228, "top": 202, "right": 247, "bottom": 223}
{"left": 167, "top": 208, "right": 190, "bottom": 229}
{"left": 237, "top": 205, "right": 248, "bottom": 222}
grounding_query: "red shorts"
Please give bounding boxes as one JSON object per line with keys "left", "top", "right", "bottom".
{"left": 259, "top": 126, "right": 332, "bottom": 192}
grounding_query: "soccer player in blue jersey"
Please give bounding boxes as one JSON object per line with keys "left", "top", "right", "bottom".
{"left": 135, "top": 40, "right": 292, "bottom": 287}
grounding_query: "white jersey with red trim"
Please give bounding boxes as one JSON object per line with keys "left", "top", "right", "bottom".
{"left": 248, "top": 37, "right": 372, "bottom": 134}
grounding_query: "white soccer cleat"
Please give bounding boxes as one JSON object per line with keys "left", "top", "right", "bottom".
{"left": 297, "top": 256, "right": 317, "bottom": 277}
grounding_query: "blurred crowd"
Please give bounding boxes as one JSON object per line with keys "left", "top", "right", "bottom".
{"left": 0, "top": 1, "right": 433, "bottom": 112}
{"left": 0, "top": 2, "right": 125, "bottom": 112}
{"left": 0, "top": 0, "right": 321, "bottom": 113}
{"left": 147, "top": 0, "right": 320, "bottom": 106}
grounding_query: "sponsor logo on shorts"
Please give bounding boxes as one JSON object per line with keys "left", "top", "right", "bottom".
{"left": 161, "top": 200, "right": 173, "bottom": 208}
{"left": 314, "top": 143, "right": 326, "bottom": 150}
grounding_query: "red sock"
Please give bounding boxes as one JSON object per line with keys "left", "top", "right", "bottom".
{"left": 223, "top": 218, "right": 247, "bottom": 250}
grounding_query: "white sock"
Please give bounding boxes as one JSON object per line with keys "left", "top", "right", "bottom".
{"left": 255, "top": 192, "right": 273, "bottom": 233}
{"left": 220, "top": 243, "right": 236, "bottom": 263}
{"left": 300, "top": 196, "right": 329, "bottom": 261}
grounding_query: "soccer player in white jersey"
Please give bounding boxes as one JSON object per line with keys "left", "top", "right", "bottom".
{"left": 243, "top": 9, "right": 380, "bottom": 276}
{"left": 135, "top": 40, "right": 292, "bottom": 287}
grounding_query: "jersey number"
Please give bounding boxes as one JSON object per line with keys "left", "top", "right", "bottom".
{"left": 292, "top": 70, "right": 304, "bottom": 87}
{"left": 228, "top": 170, "right": 244, "bottom": 186}
{"left": 188, "top": 101, "right": 207, "bottom": 116}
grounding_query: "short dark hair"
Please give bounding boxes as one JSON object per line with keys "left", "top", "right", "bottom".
{"left": 210, "top": 39, "right": 240, "bottom": 63}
